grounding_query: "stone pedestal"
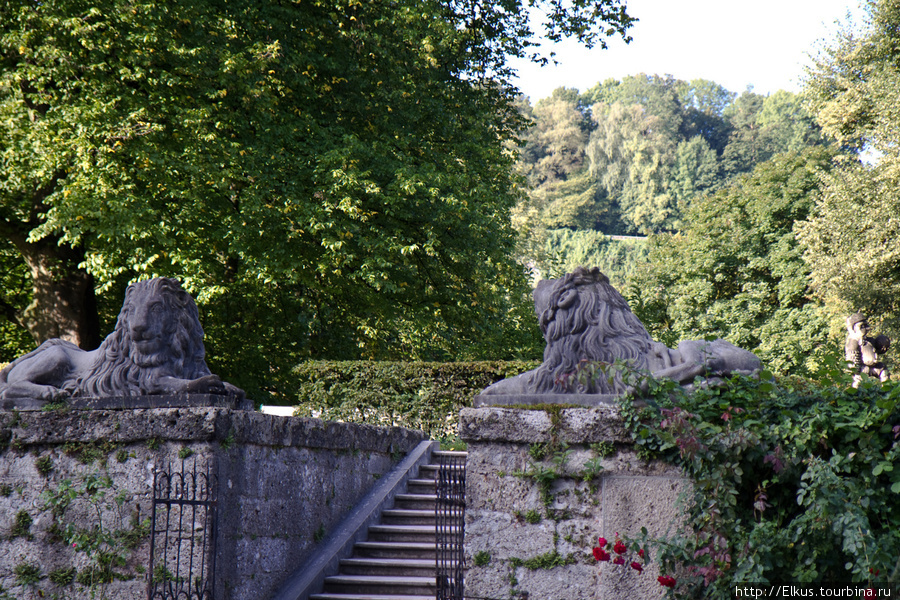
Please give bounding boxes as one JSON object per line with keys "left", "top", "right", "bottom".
{"left": 460, "top": 406, "right": 687, "bottom": 600}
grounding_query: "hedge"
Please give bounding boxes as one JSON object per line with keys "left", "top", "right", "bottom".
{"left": 288, "top": 360, "right": 539, "bottom": 441}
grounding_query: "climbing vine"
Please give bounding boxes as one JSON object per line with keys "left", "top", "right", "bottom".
{"left": 40, "top": 469, "right": 150, "bottom": 595}
{"left": 618, "top": 360, "right": 900, "bottom": 597}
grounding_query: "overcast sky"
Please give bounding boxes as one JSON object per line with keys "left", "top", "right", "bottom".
{"left": 509, "top": 0, "right": 868, "bottom": 102}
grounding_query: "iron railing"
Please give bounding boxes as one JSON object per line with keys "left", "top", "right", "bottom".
{"left": 148, "top": 459, "right": 218, "bottom": 600}
{"left": 436, "top": 451, "right": 466, "bottom": 600}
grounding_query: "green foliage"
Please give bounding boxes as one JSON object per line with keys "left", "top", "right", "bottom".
{"left": 509, "top": 550, "right": 578, "bottom": 569}
{"left": 63, "top": 440, "right": 118, "bottom": 465}
{"left": 473, "top": 550, "right": 492, "bottom": 567}
{"left": 620, "top": 369, "right": 900, "bottom": 595}
{"left": 0, "top": 0, "right": 633, "bottom": 392}
{"left": 41, "top": 470, "right": 150, "bottom": 593}
{"left": 582, "top": 456, "right": 605, "bottom": 483}
{"left": 35, "top": 454, "right": 53, "bottom": 476}
{"left": 796, "top": 0, "right": 900, "bottom": 376}
{"left": 11, "top": 509, "right": 32, "bottom": 539}
{"left": 515, "top": 461, "right": 560, "bottom": 507}
{"left": 514, "top": 76, "right": 827, "bottom": 282}
{"left": 313, "top": 524, "right": 327, "bottom": 544}
{"left": 628, "top": 147, "right": 838, "bottom": 375}
{"left": 538, "top": 229, "right": 649, "bottom": 286}
{"left": 523, "top": 509, "right": 543, "bottom": 524}
{"left": 48, "top": 567, "right": 77, "bottom": 586}
{"left": 587, "top": 97, "right": 679, "bottom": 234}
{"left": 804, "top": 0, "right": 900, "bottom": 153}
{"left": 515, "top": 444, "right": 575, "bottom": 506}
{"left": 0, "top": 243, "right": 33, "bottom": 361}
{"left": 521, "top": 76, "right": 825, "bottom": 235}
{"left": 797, "top": 160, "right": 900, "bottom": 342}
{"left": 290, "top": 360, "right": 538, "bottom": 441}
{"left": 590, "top": 441, "right": 616, "bottom": 458}
{"left": 220, "top": 430, "right": 235, "bottom": 451}
{"left": 151, "top": 564, "right": 178, "bottom": 585}
{"left": 14, "top": 562, "right": 42, "bottom": 586}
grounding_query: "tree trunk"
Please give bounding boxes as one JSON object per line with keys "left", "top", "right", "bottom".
{"left": 12, "top": 236, "right": 102, "bottom": 351}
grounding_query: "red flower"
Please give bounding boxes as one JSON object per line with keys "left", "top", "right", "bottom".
{"left": 631, "top": 562, "right": 643, "bottom": 573}
{"left": 869, "top": 568, "right": 880, "bottom": 576}
{"left": 613, "top": 556, "right": 625, "bottom": 565}
{"left": 598, "top": 536, "right": 608, "bottom": 548}
{"left": 593, "top": 547, "right": 610, "bottom": 562}
{"left": 638, "top": 549, "right": 645, "bottom": 558}
{"left": 613, "top": 540, "right": 627, "bottom": 554}
{"left": 658, "top": 575, "right": 677, "bottom": 588}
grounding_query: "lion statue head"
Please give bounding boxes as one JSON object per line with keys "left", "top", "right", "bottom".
{"left": 480, "top": 266, "right": 762, "bottom": 399}
{"left": 481, "top": 267, "right": 656, "bottom": 396}
{"left": 73, "top": 278, "right": 213, "bottom": 397}
{"left": 529, "top": 266, "right": 655, "bottom": 394}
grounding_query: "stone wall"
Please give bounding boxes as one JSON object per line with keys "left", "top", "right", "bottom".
{"left": 460, "top": 405, "right": 688, "bottom": 600}
{"left": 0, "top": 407, "right": 424, "bottom": 600}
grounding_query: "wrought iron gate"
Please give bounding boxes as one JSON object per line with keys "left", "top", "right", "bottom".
{"left": 436, "top": 451, "right": 466, "bottom": 600}
{"left": 148, "top": 459, "right": 217, "bottom": 600}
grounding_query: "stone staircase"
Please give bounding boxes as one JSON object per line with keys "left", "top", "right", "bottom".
{"left": 309, "top": 451, "right": 466, "bottom": 600}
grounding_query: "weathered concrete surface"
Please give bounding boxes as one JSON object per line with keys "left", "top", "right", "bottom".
{"left": 461, "top": 406, "right": 688, "bottom": 600}
{"left": 459, "top": 405, "right": 632, "bottom": 444}
{"left": 473, "top": 393, "right": 620, "bottom": 407}
{"left": 0, "top": 407, "right": 425, "bottom": 600}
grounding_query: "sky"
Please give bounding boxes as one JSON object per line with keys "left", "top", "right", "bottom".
{"left": 509, "top": 0, "right": 868, "bottom": 102}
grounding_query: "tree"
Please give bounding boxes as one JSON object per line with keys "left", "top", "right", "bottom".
{"left": 583, "top": 74, "right": 684, "bottom": 140}
{"left": 670, "top": 135, "right": 718, "bottom": 209}
{"left": 0, "top": 243, "right": 33, "bottom": 361}
{"left": 538, "top": 228, "right": 648, "bottom": 285}
{"left": 757, "top": 90, "right": 824, "bottom": 153}
{"left": 800, "top": 0, "right": 900, "bottom": 340}
{"left": 717, "top": 91, "right": 773, "bottom": 180}
{"left": 804, "top": 0, "right": 898, "bottom": 154}
{"left": 536, "top": 170, "right": 610, "bottom": 230}
{"left": 796, "top": 162, "right": 900, "bottom": 338}
{"left": 630, "top": 147, "right": 837, "bottom": 375}
{"left": 718, "top": 90, "right": 826, "bottom": 181}
{"left": 587, "top": 101, "right": 678, "bottom": 233}
{"left": 0, "top": 0, "right": 635, "bottom": 395}
{"left": 676, "top": 78, "right": 734, "bottom": 153}
{"left": 522, "top": 88, "right": 591, "bottom": 188}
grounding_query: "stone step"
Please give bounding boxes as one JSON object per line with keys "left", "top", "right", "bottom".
{"left": 432, "top": 450, "right": 468, "bottom": 457}
{"left": 405, "top": 481, "right": 436, "bottom": 495}
{"left": 354, "top": 541, "right": 436, "bottom": 560}
{"left": 367, "top": 524, "right": 437, "bottom": 543}
{"left": 339, "top": 557, "right": 435, "bottom": 577}
{"left": 380, "top": 509, "right": 435, "bottom": 526}
{"left": 310, "top": 594, "right": 435, "bottom": 600}
{"left": 323, "top": 575, "right": 436, "bottom": 596}
{"left": 406, "top": 478, "right": 436, "bottom": 490}
{"left": 311, "top": 452, "right": 467, "bottom": 599}
{"left": 392, "top": 493, "right": 437, "bottom": 510}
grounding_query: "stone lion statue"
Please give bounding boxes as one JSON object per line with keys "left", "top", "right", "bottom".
{"left": 0, "top": 277, "right": 243, "bottom": 403}
{"left": 482, "top": 267, "right": 761, "bottom": 396}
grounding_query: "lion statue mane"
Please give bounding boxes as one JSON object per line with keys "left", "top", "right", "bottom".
{"left": 0, "top": 277, "right": 243, "bottom": 403}
{"left": 482, "top": 267, "right": 761, "bottom": 396}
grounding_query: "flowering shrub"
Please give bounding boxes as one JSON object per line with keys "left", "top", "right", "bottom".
{"left": 592, "top": 533, "right": 678, "bottom": 588}
{"left": 592, "top": 534, "right": 655, "bottom": 576}
{"left": 616, "top": 359, "right": 900, "bottom": 597}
